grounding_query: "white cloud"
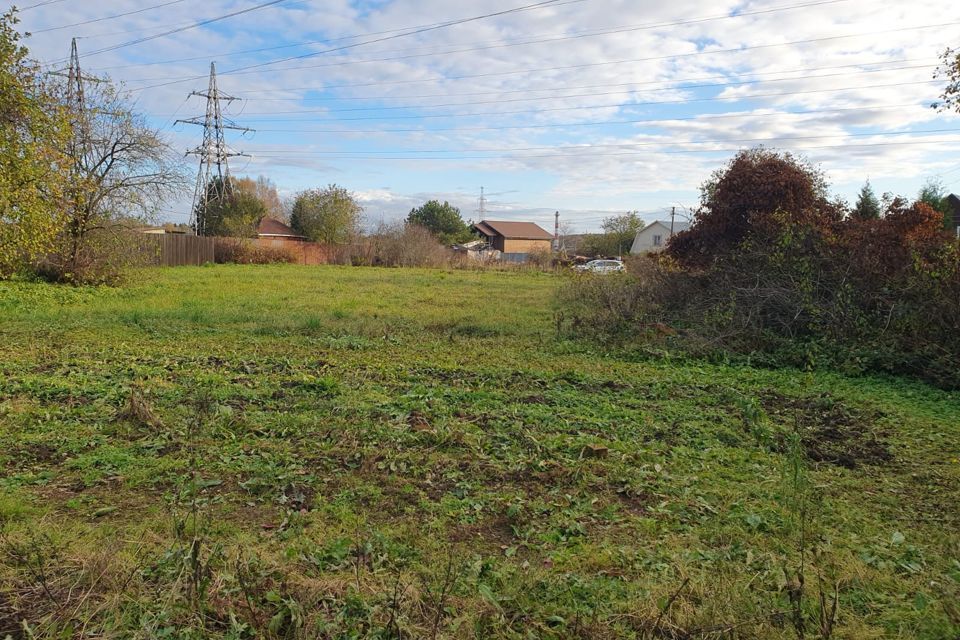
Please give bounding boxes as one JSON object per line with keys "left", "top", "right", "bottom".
{"left": 17, "top": 0, "right": 960, "bottom": 228}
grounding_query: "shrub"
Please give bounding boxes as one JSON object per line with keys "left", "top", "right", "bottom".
{"left": 35, "top": 229, "right": 155, "bottom": 286}
{"left": 364, "top": 223, "right": 452, "bottom": 268}
{"left": 669, "top": 148, "right": 841, "bottom": 269}
{"left": 213, "top": 238, "right": 296, "bottom": 265}
{"left": 560, "top": 149, "right": 960, "bottom": 389}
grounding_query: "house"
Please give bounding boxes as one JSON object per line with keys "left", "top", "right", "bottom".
{"left": 137, "top": 223, "right": 190, "bottom": 235}
{"left": 472, "top": 220, "right": 554, "bottom": 262}
{"left": 630, "top": 220, "right": 690, "bottom": 254}
{"left": 257, "top": 217, "right": 305, "bottom": 243}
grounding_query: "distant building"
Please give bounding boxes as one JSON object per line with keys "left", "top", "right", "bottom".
{"left": 630, "top": 220, "right": 690, "bottom": 254}
{"left": 136, "top": 224, "right": 189, "bottom": 235}
{"left": 472, "top": 220, "right": 554, "bottom": 262}
{"left": 257, "top": 217, "right": 305, "bottom": 242}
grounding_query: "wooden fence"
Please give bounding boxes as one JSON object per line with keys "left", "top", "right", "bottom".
{"left": 139, "top": 234, "right": 216, "bottom": 267}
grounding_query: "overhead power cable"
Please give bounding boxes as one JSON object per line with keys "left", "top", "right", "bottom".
{"left": 125, "top": 20, "right": 960, "bottom": 92}
{"left": 225, "top": 0, "right": 583, "bottom": 75}
{"left": 244, "top": 127, "right": 960, "bottom": 155}
{"left": 225, "top": 64, "right": 934, "bottom": 115}
{"left": 29, "top": 0, "right": 191, "bottom": 34}
{"left": 247, "top": 102, "right": 926, "bottom": 134}
{"left": 46, "top": 0, "right": 293, "bottom": 61}
{"left": 86, "top": 0, "right": 851, "bottom": 73}
{"left": 231, "top": 20, "right": 960, "bottom": 79}
{"left": 246, "top": 138, "right": 960, "bottom": 161}
{"left": 226, "top": 55, "right": 933, "bottom": 95}
{"left": 234, "top": 59, "right": 935, "bottom": 103}
{"left": 19, "top": 0, "right": 69, "bottom": 11}
{"left": 107, "top": 0, "right": 579, "bottom": 88}
{"left": 225, "top": 80, "right": 939, "bottom": 123}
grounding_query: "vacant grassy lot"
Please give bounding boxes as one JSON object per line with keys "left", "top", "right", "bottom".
{"left": 0, "top": 265, "right": 958, "bottom": 639}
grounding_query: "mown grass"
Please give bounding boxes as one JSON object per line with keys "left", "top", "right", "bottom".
{"left": 0, "top": 264, "right": 958, "bottom": 639}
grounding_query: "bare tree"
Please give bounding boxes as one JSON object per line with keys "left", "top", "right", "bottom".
{"left": 46, "top": 79, "right": 188, "bottom": 283}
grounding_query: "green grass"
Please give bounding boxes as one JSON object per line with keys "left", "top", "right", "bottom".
{"left": 0, "top": 264, "right": 958, "bottom": 639}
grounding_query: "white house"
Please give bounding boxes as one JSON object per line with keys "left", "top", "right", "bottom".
{"left": 630, "top": 220, "right": 690, "bottom": 254}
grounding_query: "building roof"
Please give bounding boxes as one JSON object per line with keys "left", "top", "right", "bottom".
{"left": 257, "top": 217, "right": 304, "bottom": 238}
{"left": 638, "top": 220, "right": 691, "bottom": 235}
{"left": 473, "top": 220, "right": 554, "bottom": 240}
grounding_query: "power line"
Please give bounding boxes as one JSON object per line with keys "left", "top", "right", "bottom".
{"left": 84, "top": 18, "right": 472, "bottom": 71}
{"left": 244, "top": 128, "right": 960, "bottom": 155}
{"left": 84, "top": 0, "right": 852, "bottom": 73}
{"left": 246, "top": 102, "right": 925, "bottom": 134}
{"left": 28, "top": 0, "right": 191, "bottom": 34}
{"left": 116, "top": 0, "right": 581, "bottom": 90}
{"left": 230, "top": 0, "right": 860, "bottom": 77}
{"left": 223, "top": 64, "right": 934, "bottom": 115}
{"left": 19, "top": 0, "right": 69, "bottom": 11}
{"left": 227, "top": 0, "right": 583, "bottom": 74}
{"left": 226, "top": 55, "right": 934, "bottom": 96}
{"left": 246, "top": 138, "right": 960, "bottom": 161}
{"left": 233, "top": 20, "right": 960, "bottom": 79}
{"left": 220, "top": 80, "right": 940, "bottom": 123}
{"left": 232, "top": 58, "right": 935, "bottom": 103}
{"left": 125, "top": 20, "right": 960, "bottom": 93}
{"left": 46, "top": 0, "right": 294, "bottom": 62}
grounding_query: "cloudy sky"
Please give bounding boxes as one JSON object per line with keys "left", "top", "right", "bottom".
{"left": 13, "top": 0, "right": 960, "bottom": 231}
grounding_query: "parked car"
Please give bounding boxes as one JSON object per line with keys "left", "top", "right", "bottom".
{"left": 574, "top": 259, "right": 625, "bottom": 274}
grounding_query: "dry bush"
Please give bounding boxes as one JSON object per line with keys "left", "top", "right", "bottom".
{"left": 363, "top": 222, "right": 452, "bottom": 268}
{"left": 35, "top": 228, "right": 156, "bottom": 285}
{"left": 561, "top": 215, "right": 960, "bottom": 387}
{"left": 525, "top": 247, "right": 555, "bottom": 269}
{"left": 213, "top": 238, "right": 297, "bottom": 265}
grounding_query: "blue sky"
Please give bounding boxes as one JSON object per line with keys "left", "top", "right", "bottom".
{"left": 14, "top": 0, "right": 960, "bottom": 231}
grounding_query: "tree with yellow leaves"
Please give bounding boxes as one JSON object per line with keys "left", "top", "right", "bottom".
{"left": 0, "top": 9, "right": 69, "bottom": 277}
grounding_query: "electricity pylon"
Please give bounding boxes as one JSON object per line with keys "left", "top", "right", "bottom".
{"left": 176, "top": 62, "right": 252, "bottom": 236}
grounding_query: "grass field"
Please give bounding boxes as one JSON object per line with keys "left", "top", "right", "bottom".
{"left": 0, "top": 264, "right": 958, "bottom": 639}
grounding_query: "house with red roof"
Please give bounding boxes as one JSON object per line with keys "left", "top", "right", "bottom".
{"left": 256, "top": 217, "right": 305, "bottom": 241}
{"left": 471, "top": 220, "right": 554, "bottom": 261}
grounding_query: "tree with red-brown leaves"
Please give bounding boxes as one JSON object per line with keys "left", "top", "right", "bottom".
{"left": 668, "top": 148, "right": 841, "bottom": 269}
{"left": 839, "top": 197, "right": 947, "bottom": 282}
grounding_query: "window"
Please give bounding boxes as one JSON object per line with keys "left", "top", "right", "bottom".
{"left": 653, "top": 234, "right": 662, "bottom": 247}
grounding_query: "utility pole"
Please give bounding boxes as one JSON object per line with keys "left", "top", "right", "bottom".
{"left": 478, "top": 186, "right": 487, "bottom": 218}
{"left": 554, "top": 210, "right": 560, "bottom": 251}
{"left": 176, "top": 62, "right": 252, "bottom": 236}
{"left": 670, "top": 206, "right": 676, "bottom": 237}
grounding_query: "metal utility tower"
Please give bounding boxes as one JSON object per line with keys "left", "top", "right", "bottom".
{"left": 51, "top": 39, "right": 104, "bottom": 166}
{"left": 478, "top": 186, "right": 487, "bottom": 218}
{"left": 65, "top": 38, "right": 86, "bottom": 118}
{"left": 177, "top": 63, "right": 252, "bottom": 235}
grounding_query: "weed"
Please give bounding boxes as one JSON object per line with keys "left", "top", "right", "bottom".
{"left": 0, "top": 265, "right": 956, "bottom": 638}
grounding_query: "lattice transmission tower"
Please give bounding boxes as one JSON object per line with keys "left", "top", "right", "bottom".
{"left": 176, "top": 62, "right": 252, "bottom": 235}
{"left": 50, "top": 39, "right": 105, "bottom": 168}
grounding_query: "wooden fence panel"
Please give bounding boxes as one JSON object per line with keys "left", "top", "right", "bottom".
{"left": 135, "top": 234, "right": 215, "bottom": 267}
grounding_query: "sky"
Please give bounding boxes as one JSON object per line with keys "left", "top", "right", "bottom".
{"left": 12, "top": 0, "right": 960, "bottom": 232}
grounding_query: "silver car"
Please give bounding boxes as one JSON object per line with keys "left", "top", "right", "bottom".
{"left": 574, "top": 259, "right": 625, "bottom": 274}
